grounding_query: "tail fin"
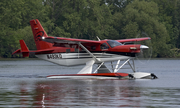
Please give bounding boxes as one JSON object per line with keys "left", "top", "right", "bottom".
{"left": 20, "top": 40, "right": 29, "bottom": 57}
{"left": 12, "top": 40, "right": 29, "bottom": 57}
{"left": 30, "top": 19, "right": 52, "bottom": 50}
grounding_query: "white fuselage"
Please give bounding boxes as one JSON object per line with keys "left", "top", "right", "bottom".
{"left": 35, "top": 53, "right": 131, "bottom": 66}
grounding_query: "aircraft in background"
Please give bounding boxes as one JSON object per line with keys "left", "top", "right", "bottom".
{"left": 12, "top": 19, "right": 157, "bottom": 79}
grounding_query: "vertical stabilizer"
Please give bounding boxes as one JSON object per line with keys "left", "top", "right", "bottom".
{"left": 20, "top": 40, "right": 29, "bottom": 51}
{"left": 30, "top": 19, "right": 52, "bottom": 50}
{"left": 19, "top": 40, "right": 29, "bottom": 57}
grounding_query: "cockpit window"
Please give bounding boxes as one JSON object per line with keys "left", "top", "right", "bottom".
{"left": 100, "top": 43, "right": 109, "bottom": 50}
{"left": 107, "top": 40, "right": 123, "bottom": 48}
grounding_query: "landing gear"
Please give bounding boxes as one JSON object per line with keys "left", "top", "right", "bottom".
{"left": 76, "top": 58, "right": 157, "bottom": 80}
{"left": 109, "top": 58, "right": 157, "bottom": 79}
{"left": 76, "top": 43, "right": 157, "bottom": 80}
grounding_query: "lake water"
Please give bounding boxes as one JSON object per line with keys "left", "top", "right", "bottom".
{"left": 0, "top": 59, "right": 180, "bottom": 108}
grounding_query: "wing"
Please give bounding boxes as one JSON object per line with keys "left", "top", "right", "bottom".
{"left": 42, "top": 36, "right": 150, "bottom": 45}
{"left": 116, "top": 37, "right": 151, "bottom": 43}
{"left": 42, "top": 36, "right": 101, "bottom": 44}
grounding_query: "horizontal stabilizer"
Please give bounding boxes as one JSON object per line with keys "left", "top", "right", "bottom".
{"left": 12, "top": 49, "right": 21, "bottom": 55}
{"left": 12, "top": 40, "right": 54, "bottom": 57}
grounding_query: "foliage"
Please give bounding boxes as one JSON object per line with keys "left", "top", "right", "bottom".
{"left": 0, "top": 0, "right": 180, "bottom": 58}
{"left": 122, "top": 0, "right": 170, "bottom": 57}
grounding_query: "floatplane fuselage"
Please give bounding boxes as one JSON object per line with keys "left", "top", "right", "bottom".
{"left": 12, "top": 19, "right": 157, "bottom": 79}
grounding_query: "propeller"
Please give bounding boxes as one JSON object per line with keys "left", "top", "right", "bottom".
{"left": 134, "top": 32, "right": 152, "bottom": 64}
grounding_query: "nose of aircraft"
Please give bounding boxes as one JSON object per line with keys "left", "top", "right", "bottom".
{"left": 140, "top": 45, "right": 149, "bottom": 49}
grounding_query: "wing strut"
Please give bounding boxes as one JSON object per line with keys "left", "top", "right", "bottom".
{"left": 128, "top": 59, "right": 136, "bottom": 72}
{"left": 78, "top": 42, "right": 100, "bottom": 62}
{"left": 114, "top": 59, "right": 130, "bottom": 73}
{"left": 77, "top": 42, "right": 111, "bottom": 74}
{"left": 113, "top": 59, "right": 136, "bottom": 73}
{"left": 93, "top": 62, "right": 104, "bottom": 73}
{"left": 114, "top": 60, "right": 120, "bottom": 72}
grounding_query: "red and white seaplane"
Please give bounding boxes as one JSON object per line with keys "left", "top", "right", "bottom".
{"left": 12, "top": 19, "right": 157, "bottom": 79}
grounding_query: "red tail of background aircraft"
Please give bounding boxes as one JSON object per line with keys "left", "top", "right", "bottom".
{"left": 30, "top": 19, "right": 52, "bottom": 50}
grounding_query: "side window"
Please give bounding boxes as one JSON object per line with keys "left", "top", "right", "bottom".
{"left": 100, "top": 43, "right": 109, "bottom": 50}
{"left": 91, "top": 46, "right": 96, "bottom": 50}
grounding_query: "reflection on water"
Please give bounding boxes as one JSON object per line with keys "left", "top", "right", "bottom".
{"left": 33, "top": 80, "right": 142, "bottom": 107}
{"left": 0, "top": 59, "right": 180, "bottom": 107}
{"left": 2, "top": 79, "right": 179, "bottom": 108}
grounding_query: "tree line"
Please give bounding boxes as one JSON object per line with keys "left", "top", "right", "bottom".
{"left": 0, "top": 0, "right": 180, "bottom": 58}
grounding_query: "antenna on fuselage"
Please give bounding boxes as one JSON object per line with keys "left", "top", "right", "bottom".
{"left": 96, "top": 36, "right": 101, "bottom": 41}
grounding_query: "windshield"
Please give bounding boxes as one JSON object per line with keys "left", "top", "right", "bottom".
{"left": 107, "top": 40, "right": 123, "bottom": 48}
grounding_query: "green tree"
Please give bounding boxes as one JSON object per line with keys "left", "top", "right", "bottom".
{"left": 151, "top": 0, "right": 180, "bottom": 57}
{"left": 112, "top": 0, "right": 171, "bottom": 57}
{"left": 0, "top": 0, "right": 51, "bottom": 57}
{"left": 1, "top": 0, "right": 180, "bottom": 58}
{"left": 43, "top": 0, "right": 117, "bottom": 40}
{"left": 0, "top": 0, "right": 23, "bottom": 57}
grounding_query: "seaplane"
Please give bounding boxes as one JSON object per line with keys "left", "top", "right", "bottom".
{"left": 12, "top": 19, "right": 157, "bottom": 79}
